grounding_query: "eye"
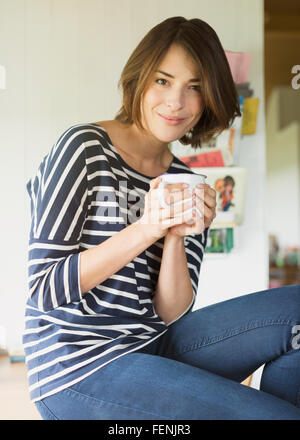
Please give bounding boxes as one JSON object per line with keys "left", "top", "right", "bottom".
{"left": 189, "top": 85, "right": 201, "bottom": 92}
{"left": 155, "top": 78, "right": 168, "bottom": 86}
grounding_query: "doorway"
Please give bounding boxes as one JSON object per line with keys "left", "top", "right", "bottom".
{"left": 264, "top": 0, "right": 300, "bottom": 287}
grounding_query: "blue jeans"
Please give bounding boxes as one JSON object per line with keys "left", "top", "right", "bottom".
{"left": 35, "top": 284, "right": 300, "bottom": 420}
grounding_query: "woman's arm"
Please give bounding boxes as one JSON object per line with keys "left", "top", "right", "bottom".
{"left": 152, "top": 183, "right": 216, "bottom": 323}
{"left": 80, "top": 178, "right": 192, "bottom": 294}
{"left": 28, "top": 161, "right": 190, "bottom": 312}
{"left": 79, "top": 221, "right": 156, "bottom": 294}
{"left": 153, "top": 233, "right": 194, "bottom": 325}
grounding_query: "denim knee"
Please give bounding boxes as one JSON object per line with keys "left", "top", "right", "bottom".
{"left": 35, "top": 400, "right": 59, "bottom": 420}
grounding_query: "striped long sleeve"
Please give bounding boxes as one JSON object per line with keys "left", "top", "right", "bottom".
{"left": 27, "top": 126, "right": 89, "bottom": 311}
{"left": 184, "top": 228, "right": 208, "bottom": 313}
{"left": 23, "top": 123, "right": 208, "bottom": 403}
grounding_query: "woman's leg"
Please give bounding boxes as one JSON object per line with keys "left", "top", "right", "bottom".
{"left": 146, "top": 284, "right": 300, "bottom": 407}
{"left": 35, "top": 350, "right": 300, "bottom": 420}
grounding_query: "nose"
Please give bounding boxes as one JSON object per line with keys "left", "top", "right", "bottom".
{"left": 165, "top": 88, "right": 184, "bottom": 111}
{"left": 166, "top": 101, "right": 182, "bottom": 110}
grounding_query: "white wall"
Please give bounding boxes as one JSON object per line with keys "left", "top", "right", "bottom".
{"left": 0, "top": 0, "right": 266, "bottom": 349}
{"left": 193, "top": 1, "right": 268, "bottom": 309}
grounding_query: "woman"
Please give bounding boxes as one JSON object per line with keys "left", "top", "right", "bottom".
{"left": 24, "top": 16, "right": 300, "bottom": 420}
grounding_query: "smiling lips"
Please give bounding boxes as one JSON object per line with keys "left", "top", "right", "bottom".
{"left": 157, "top": 113, "right": 186, "bottom": 125}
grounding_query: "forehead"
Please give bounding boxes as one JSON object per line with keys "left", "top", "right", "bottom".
{"left": 157, "top": 43, "right": 200, "bottom": 78}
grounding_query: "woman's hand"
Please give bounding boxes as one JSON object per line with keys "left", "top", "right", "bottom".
{"left": 138, "top": 177, "right": 195, "bottom": 240}
{"left": 168, "top": 183, "right": 217, "bottom": 237}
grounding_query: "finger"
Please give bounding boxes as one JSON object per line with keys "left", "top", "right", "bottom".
{"left": 149, "top": 176, "right": 162, "bottom": 190}
{"left": 194, "top": 184, "right": 216, "bottom": 199}
{"left": 163, "top": 183, "right": 190, "bottom": 205}
{"left": 161, "top": 214, "right": 184, "bottom": 228}
{"left": 165, "top": 188, "right": 193, "bottom": 205}
{"left": 201, "top": 205, "right": 216, "bottom": 227}
{"left": 160, "top": 198, "right": 194, "bottom": 220}
{"left": 195, "top": 183, "right": 212, "bottom": 191}
{"left": 193, "top": 187, "right": 217, "bottom": 209}
{"left": 161, "top": 210, "right": 195, "bottom": 228}
{"left": 159, "top": 187, "right": 192, "bottom": 211}
{"left": 165, "top": 182, "right": 189, "bottom": 192}
{"left": 194, "top": 184, "right": 216, "bottom": 198}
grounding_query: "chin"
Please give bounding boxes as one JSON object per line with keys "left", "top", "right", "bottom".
{"left": 156, "top": 134, "right": 179, "bottom": 144}
{"left": 151, "top": 129, "right": 186, "bottom": 144}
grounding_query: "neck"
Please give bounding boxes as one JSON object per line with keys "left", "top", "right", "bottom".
{"left": 123, "top": 122, "right": 170, "bottom": 166}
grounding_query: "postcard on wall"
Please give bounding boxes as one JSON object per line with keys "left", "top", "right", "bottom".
{"left": 225, "top": 51, "right": 252, "bottom": 84}
{"left": 191, "top": 166, "right": 248, "bottom": 225}
{"left": 171, "top": 125, "right": 242, "bottom": 167}
{"left": 180, "top": 150, "right": 226, "bottom": 167}
{"left": 241, "top": 98, "right": 259, "bottom": 135}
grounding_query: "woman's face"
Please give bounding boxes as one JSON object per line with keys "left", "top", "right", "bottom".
{"left": 141, "top": 43, "right": 204, "bottom": 144}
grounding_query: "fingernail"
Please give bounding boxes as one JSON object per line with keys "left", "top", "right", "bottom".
{"left": 187, "top": 218, "right": 194, "bottom": 224}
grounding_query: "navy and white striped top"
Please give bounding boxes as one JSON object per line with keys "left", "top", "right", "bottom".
{"left": 23, "top": 123, "right": 208, "bottom": 402}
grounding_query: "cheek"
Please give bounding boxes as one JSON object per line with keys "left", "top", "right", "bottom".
{"left": 143, "top": 88, "right": 162, "bottom": 111}
{"left": 189, "top": 95, "right": 204, "bottom": 117}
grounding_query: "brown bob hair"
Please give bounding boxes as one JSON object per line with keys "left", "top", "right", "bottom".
{"left": 115, "top": 16, "right": 241, "bottom": 149}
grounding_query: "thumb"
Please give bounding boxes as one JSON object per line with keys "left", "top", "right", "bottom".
{"left": 149, "top": 176, "right": 162, "bottom": 190}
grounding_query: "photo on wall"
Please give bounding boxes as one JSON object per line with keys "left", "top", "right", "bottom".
{"left": 190, "top": 167, "right": 248, "bottom": 225}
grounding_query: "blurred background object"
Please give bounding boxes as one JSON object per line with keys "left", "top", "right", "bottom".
{"left": 269, "top": 234, "right": 300, "bottom": 288}
{"left": 264, "top": 0, "right": 300, "bottom": 289}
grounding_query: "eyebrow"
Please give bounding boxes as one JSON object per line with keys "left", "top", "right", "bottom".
{"left": 156, "top": 70, "right": 201, "bottom": 83}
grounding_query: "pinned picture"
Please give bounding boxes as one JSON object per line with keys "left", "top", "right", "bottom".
{"left": 191, "top": 167, "right": 248, "bottom": 225}
{"left": 214, "top": 175, "right": 235, "bottom": 212}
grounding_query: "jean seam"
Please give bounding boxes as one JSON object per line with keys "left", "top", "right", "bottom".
{"left": 39, "top": 400, "right": 60, "bottom": 420}
{"left": 296, "top": 387, "right": 300, "bottom": 408}
{"left": 169, "top": 319, "right": 296, "bottom": 356}
{"left": 65, "top": 387, "right": 172, "bottom": 419}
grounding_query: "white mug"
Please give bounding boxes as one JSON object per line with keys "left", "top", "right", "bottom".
{"left": 157, "top": 172, "right": 207, "bottom": 220}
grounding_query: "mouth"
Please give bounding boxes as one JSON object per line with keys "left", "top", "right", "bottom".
{"left": 157, "top": 113, "right": 186, "bottom": 125}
